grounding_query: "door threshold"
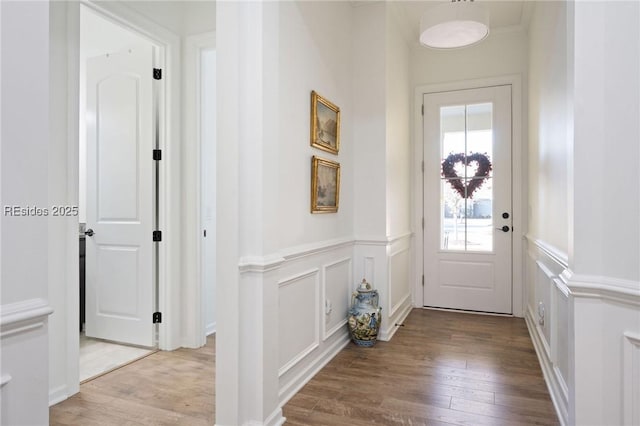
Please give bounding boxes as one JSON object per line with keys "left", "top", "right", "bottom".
{"left": 80, "top": 349, "right": 158, "bottom": 385}
{"left": 422, "top": 306, "right": 514, "bottom": 317}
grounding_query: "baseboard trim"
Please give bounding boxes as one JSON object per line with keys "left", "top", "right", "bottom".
{"left": 206, "top": 322, "right": 216, "bottom": 336}
{"left": 525, "top": 307, "right": 568, "bottom": 426}
{"left": 49, "top": 385, "right": 69, "bottom": 407}
{"left": 263, "top": 407, "right": 285, "bottom": 426}
{"left": 379, "top": 302, "right": 413, "bottom": 341}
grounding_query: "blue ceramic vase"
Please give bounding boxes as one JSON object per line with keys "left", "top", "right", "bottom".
{"left": 347, "top": 279, "right": 382, "bottom": 347}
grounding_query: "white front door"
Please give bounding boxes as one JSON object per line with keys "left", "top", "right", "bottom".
{"left": 423, "top": 85, "right": 512, "bottom": 314}
{"left": 85, "top": 46, "right": 156, "bottom": 347}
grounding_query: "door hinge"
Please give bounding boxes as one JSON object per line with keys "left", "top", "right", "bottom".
{"left": 422, "top": 218, "right": 425, "bottom": 229}
{"left": 153, "top": 230, "right": 162, "bottom": 242}
{"left": 153, "top": 68, "right": 162, "bottom": 80}
{"left": 153, "top": 149, "right": 162, "bottom": 161}
{"left": 153, "top": 312, "right": 162, "bottom": 324}
{"left": 421, "top": 161, "right": 425, "bottom": 173}
{"left": 203, "top": 229, "right": 207, "bottom": 237}
{"left": 422, "top": 275, "right": 425, "bottom": 286}
{"left": 421, "top": 104, "right": 424, "bottom": 115}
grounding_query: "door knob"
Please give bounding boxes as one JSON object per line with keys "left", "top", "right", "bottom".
{"left": 496, "top": 226, "right": 510, "bottom": 233}
{"left": 84, "top": 229, "right": 94, "bottom": 237}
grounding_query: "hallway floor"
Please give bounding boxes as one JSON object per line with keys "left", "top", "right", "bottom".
{"left": 51, "top": 310, "right": 558, "bottom": 425}
{"left": 50, "top": 335, "right": 215, "bottom": 426}
{"left": 283, "top": 309, "right": 560, "bottom": 425}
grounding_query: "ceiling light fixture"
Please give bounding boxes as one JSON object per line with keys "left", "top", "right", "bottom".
{"left": 419, "top": 0, "right": 490, "bottom": 49}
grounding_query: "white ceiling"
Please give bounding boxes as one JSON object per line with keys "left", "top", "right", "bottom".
{"left": 384, "top": 1, "right": 534, "bottom": 45}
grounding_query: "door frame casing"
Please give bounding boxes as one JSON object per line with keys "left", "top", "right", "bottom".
{"left": 183, "top": 31, "right": 216, "bottom": 348}
{"left": 412, "top": 75, "right": 525, "bottom": 317}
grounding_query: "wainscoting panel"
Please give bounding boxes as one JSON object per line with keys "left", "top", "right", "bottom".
{"left": 623, "top": 332, "right": 640, "bottom": 426}
{"left": 525, "top": 237, "right": 569, "bottom": 425}
{"left": 322, "top": 257, "right": 352, "bottom": 341}
{"left": 389, "top": 247, "right": 410, "bottom": 317}
{"left": 535, "top": 260, "right": 553, "bottom": 357}
{"left": 278, "top": 270, "right": 320, "bottom": 375}
{"left": 1, "top": 298, "right": 53, "bottom": 426}
{"left": 277, "top": 240, "right": 353, "bottom": 406}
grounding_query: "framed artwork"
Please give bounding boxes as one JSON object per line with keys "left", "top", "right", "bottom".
{"left": 310, "top": 91, "right": 340, "bottom": 154}
{"left": 311, "top": 156, "right": 340, "bottom": 213}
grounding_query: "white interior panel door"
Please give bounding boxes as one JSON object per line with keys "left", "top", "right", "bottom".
{"left": 85, "top": 46, "right": 155, "bottom": 347}
{"left": 423, "top": 85, "right": 512, "bottom": 314}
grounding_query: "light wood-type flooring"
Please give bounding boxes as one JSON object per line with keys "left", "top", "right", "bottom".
{"left": 51, "top": 310, "right": 559, "bottom": 425}
{"left": 50, "top": 335, "right": 215, "bottom": 426}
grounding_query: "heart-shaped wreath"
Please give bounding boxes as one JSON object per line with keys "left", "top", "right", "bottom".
{"left": 441, "top": 152, "right": 492, "bottom": 199}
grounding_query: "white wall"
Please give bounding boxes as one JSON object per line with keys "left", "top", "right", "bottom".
{"left": 385, "top": 4, "right": 411, "bottom": 239}
{"left": 411, "top": 29, "right": 529, "bottom": 88}
{"left": 527, "top": 1, "right": 570, "bottom": 257}
{"left": 569, "top": 1, "right": 640, "bottom": 425}
{"left": 525, "top": 3, "right": 571, "bottom": 422}
{"left": 1, "top": 1, "right": 53, "bottom": 424}
{"left": 273, "top": 1, "right": 354, "bottom": 251}
{"left": 525, "top": 2, "right": 640, "bottom": 425}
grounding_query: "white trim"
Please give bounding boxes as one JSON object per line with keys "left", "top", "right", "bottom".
{"left": 0, "top": 298, "right": 53, "bottom": 329}
{"left": 184, "top": 31, "right": 216, "bottom": 349}
{"left": 1, "top": 298, "right": 53, "bottom": 339}
{"left": 623, "top": 331, "right": 640, "bottom": 426}
{"left": 262, "top": 408, "right": 286, "bottom": 426}
{"left": 379, "top": 302, "right": 412, "bottom": 341}
{"left": 413, "top": 74, "right": 525, "bottom": 318}
{"left": 48, "top": 385, "right": 69, "bottom": 407}
{"left": 239, "top": 255, "right": 286, "bottom": 273}
{"left": 278, "top": 334, "right": 350, "bottom": 403}
{"left": 565, "top": 271, "right": 640, "bottom": 306}
{"left": 281, "top": 237, "right": 354, "bottom": 261}
{"left": 525, "top": 235, "right": 569, "bottom": 269}
{"left": 239, "top": 238, "right": 355, "bottom": 271}
{"left": 388, "top": 232, "right": 413, "bottom": 244}
{"left": 354, "top": 237, "right": 388, "bottom": 246}
{"left": 206, "top": 322, "right": 216, "bottom": 336}
{"left": 277, "top": 269, "right": 320, "bottom": 377}
{"left": 388, "top": 244, "right": 411, "bottom": 317}
{"left": 389, "top": 293, "right": 411, "bottom": 319}
{"left": 525, "top": 307, "right": 569, "bottom": 426}
{"left": 0, "top": 375, "right": 12, "bottom": 388}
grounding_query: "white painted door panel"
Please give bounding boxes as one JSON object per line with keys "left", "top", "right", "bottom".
{"left": 423, "top": 85, "right": 512, "bottom": 314}
{"left": 85, "top": 46, "right": 155, "bottom": 347}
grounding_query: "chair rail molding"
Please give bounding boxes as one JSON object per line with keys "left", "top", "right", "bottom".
{"left": 1, "top": 298, "right": 54, "bottom": 338}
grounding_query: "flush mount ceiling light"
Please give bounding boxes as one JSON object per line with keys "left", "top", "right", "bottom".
{"left": 420, "top": 0, "right": 490, "bottom": 49}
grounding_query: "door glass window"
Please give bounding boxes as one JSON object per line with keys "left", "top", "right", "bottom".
{"left": 440, "top": 103, "right": 493, "bottom": 252}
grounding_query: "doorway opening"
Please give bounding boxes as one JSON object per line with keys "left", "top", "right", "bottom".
{"left": 78, "top": 4, "right": 160, "bottom": 381}
{"left": 422, "top": 85, "right": 513, "bottom": 314}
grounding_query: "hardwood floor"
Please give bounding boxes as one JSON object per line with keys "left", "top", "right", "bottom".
{"left": 283, "top": 309, "right": 559, "bottom": 426}
{"left": 50, "top": 335, "right": 215, "bottom": 426}
{"left": 51, "top": 310, "right": 558, "bottom": 426}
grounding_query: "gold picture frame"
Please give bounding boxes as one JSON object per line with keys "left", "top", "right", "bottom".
{"left": 310, "top": 91, "right": 340, "bottom": 154}
{"left": 311, "top": 156, "right": 340, "bottom": 213}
